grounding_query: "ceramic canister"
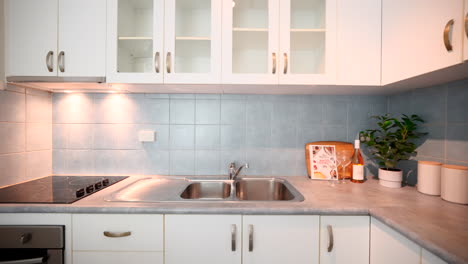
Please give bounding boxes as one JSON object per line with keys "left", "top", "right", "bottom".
{"left": 417, "top": 161, "right": 442, "bottom": 195}
{"left": 441, "top": 165, "right": 468, "bottom": 204}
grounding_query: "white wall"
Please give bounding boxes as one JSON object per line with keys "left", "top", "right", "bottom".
{"left": 0, "top": 0, "right": 5, "bottom": 89}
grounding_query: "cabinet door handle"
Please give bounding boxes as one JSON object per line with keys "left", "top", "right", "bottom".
{"left": 283, "top": 53, "right": 288, "bottom": 74}
{"left": 58, "top": 51, "right": 65, "bottom": 73}
{"left": 465, "top": 12, "right": 468, "bottom": 38}
{"left": 272, "top": 53, "right": 277, "bottom": 74}
{"left": 103, "top": 231, "right": 132, "bottom": 238}
{"left": 327, "top": 225, "right": 334, "bottom": 252}
{"left": 166, "top": 52, "right": 172, "bottom": 73}
{"left": 231, "top": 224, "right": 237, "bottom": 252}
{"left": 248, "top": 224, "right": 254, "bottom": 252}
{"left": 155, "top": 52, "right": 160, "bottom": 73}
{"left": 443, "top": 19, "right": 454, "bottom": 52}
{"left": 46, "top": 51, "right": 54, "bottom": 72}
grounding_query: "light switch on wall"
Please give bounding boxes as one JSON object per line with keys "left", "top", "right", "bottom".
{"left": 139, "top": 130, "right": 156, "bottom": 142}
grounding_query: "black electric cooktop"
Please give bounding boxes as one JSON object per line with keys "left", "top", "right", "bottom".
{"left": 0, "top": 176, "right": 128, "bottom": 204}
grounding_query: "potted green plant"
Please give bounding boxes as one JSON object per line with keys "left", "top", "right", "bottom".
{"left": 359, "top": 114, "right": 427, "bottom": 188}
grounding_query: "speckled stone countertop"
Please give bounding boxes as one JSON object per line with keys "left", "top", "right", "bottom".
{"left": 0, "top": 176, "right": 466, "bottom": 263}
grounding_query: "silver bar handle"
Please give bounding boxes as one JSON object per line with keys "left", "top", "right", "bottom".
{"left": 0, "top": 257, "right": 46, "bottom": 264}
{"left": 231, "top": 224, "right": 237, "bottom": 251}
{"left": 272, "top": 53, "right": 276, "bottom": 74}
{"left": 465, "top": 12, "right": 468, "bottom": 38}
{"left": 46, "top": 51, "right": 54, "bottom": 72}
{"left": 283, "top": 53, "right": 288, "bottom": 74}
{"left": 443, "top": 19, "right": 454, "bottom": 52}
{"left": 58, "top": 51, "right": 65, "bottom": 73}
{"left": 166, "top": 52, "right": 172, "bottom": 73}
{"left": 248, "top": 224, "right": 254, "bottom": 252}
{"left": 155, "top": 52, "right": 160, "bottom": 73}
{"left": 103, "top": 231, "right": 132, "bottom": 238}
{"left": 327, "top": 225, "right": 334, "bottom": 252}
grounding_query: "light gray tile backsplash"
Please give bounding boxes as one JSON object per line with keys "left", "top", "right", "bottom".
{"left": 52, "top": 92, "right": 388, "bottom": 176}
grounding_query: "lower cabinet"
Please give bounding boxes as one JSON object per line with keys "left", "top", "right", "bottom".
{"left": 165, "top": 215, "right": 320, "bottom": 264}
{"left": 370, "top": 217, "right": 447, "bottom": 264}
{"left": 320, "top": 216, "right": 370, "bottom": 264}
{"left": 72, "top": 214, "right": 164, "bottom": 264}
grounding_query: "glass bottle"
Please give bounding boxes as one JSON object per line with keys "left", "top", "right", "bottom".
{"left": 351, "top": 139, "right": 365, "bottom": 183}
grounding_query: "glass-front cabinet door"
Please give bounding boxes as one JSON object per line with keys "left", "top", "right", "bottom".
{"left": 279, "top": 0, "right": 336, "bottom": 84}
{"left": 164, "top": 0, "right": 222, "bottom": 84}
{"left": 107, "top": 0, "right": 164, "bottom": 83}
{"left": 222, "top": 0, "right": 280, "bottom": 84}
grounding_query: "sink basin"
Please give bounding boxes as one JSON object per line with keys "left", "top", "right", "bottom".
{"left": 180, "top": 181, "right": 231, "bottom": 200}
{"left": 235, "top": 178, "right": 299, "bottom": 201}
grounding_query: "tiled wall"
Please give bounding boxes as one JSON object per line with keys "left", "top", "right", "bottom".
{"left": 52, "top": 93, "right": 388, "bottom": 176}
{"left": 388, "top": 79, "right": 468, "bottom": 185}
{"left": 0, "top": 86, "right": 52, "bottom": 186}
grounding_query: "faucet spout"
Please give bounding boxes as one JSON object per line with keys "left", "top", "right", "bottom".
{"left": 229, "top": 162, "right": 249, "bottom": 180}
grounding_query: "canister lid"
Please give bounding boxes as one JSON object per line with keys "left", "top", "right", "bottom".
{"left": 442, "top": 164, "right": 468, "bottom": 170}
{"left": 418, "top": 160, "right": 442, "bottom": 165}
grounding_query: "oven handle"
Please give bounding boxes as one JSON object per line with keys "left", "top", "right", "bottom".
{"left": 0, "top": 257, "right": 46, "bottom": 264}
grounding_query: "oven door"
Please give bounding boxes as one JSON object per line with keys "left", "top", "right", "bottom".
{"left": 0, "top": 249, "right": 62, "bottom": 264}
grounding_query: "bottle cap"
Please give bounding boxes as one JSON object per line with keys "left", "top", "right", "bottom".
{"left": 354, "top": 139, "right": 360, "bottom": 149}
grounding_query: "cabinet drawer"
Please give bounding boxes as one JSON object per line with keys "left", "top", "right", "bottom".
{"left": 72, "top": 214, "right": 163, "bottom": 251}
{"left": 73, "top": 251, "right": 163, "bottom": 264}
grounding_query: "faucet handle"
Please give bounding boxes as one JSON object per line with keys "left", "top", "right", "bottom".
{"left": 229, "top": 162, "right": 236, "bottom": 169}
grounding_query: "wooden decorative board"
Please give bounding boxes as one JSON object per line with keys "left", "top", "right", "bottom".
{"left": 305, "top": 141, "right": 354, "bottom": 179}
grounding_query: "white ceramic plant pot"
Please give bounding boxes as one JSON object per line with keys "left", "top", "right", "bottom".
{"left": 378, "top": 168, "right": 403, "bottom": 188}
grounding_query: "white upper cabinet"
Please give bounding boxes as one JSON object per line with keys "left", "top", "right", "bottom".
{"left": 107, "top": 0, "right": 164, "bottom": 83}
{"left": 222, "top": 0, "right": 280, "bottom": 84}
{"left": 6, "top": 0, "right": 58, "bottom": 77}
{"left": 464, "top": 0, "right": 468, "bottom": 61}
{"left": 381, "top": 0, "right": 464, "bottom": 85}
{"left": 279, "top": 0, "right": 337, "bottom": 85}
{"left": 336, "top": 0, "right": 381, "bottom": 85}
{"left": 320, "top": 216, "right": 370, "bottom": 264}
{"left": 6, "top": 0, "right": 106, "bottom": 78}
{"left": 222, "top": 0, "right": 337, "bottom": 85}
{"left": 107, "top": 0, "right": 222, "bottom": 84}
{"left": 164, "top": 0, "right": 222, "bottom": 84}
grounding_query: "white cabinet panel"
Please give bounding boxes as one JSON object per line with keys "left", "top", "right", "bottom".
{"left": 73, "top": 251, "right": 164, "bottom": 264}
{"left": 336, "top": 0, "right": 381, "bottom": 85}
{"left": 370, "top": 217, "right": 421, "bottom": 264}
{"left": 320, "top": 216, "right": 370, "bottom": 264}
{"left": 165, "top": 215, "right": 242, "bottom": 264}
{"left": 58, "top": 0, "right": 106, "bottom": 77}
{"left": 382, "top": 0, "right": 464, "bottom": 85}
{"left": 243, "top": 215, "right": 319, "bottom": 264}
{"left": 72, "top": 214, "right": 164, "bottom": 251}
{"left": 422, "top": 248, "right": 448, "bottom": 264}
{"left": 6, "top": 0, "right": 58, "bottom": 77}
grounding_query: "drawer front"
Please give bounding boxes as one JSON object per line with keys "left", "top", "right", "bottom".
{"left": 72, "top": 214, "right": 163, "bottom": 251}
{"left": 73, "top": 251, "right": 163, "bottom": 264}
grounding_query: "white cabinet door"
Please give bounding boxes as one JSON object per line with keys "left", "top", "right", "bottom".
{"left": 320, "top": 216, "right": 370, "bottom": 264}
{"left": 464, "top": 0, "right": 468, "bottom": 61}
{"left": 370, "top": 217, "right": 421, "bottom": 264}
{"left": 165, "top": 215, "right": 242, "bottom": 264}
{"left": 73, "top": 252, "right": 163, "bottom": 264}
{"left": 107, "top": 0, "right": 164, "bottom": 83}
{"left": 222, "top": 0, "right": 280, "bottom": 84}
{"left": 163, "top": 0, "right": 222, "bottom": 84}
{"left": 336, "top": 0, "right": 381, "bottom": 86}
{"left": 279, "top": 0, "right": 337, "bottom": 85}
{"left": 381, "top": 0, "right": 464, "bottom": 85}
{"left": 58, "top": 0, "right": 106, "bottom": 77}
{"left": 5, "top": 0, "right": 58, "bottom": 77}
{"left": 421, "top": 248, "right": 448, "bottom": 264}
{"left": 243, "top": 215, "right": 319, "bottom": 264}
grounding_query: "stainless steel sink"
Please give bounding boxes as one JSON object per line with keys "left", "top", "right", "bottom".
{"left": 180, "top": 181, "right": 231, "bottom": 200}
{"left": 235, "top": 178, "right": 301, "bottom": 201}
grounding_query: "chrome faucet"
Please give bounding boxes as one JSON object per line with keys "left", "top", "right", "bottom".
{"left": 229, "top": 162, "right": 249, "bottom": 180}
